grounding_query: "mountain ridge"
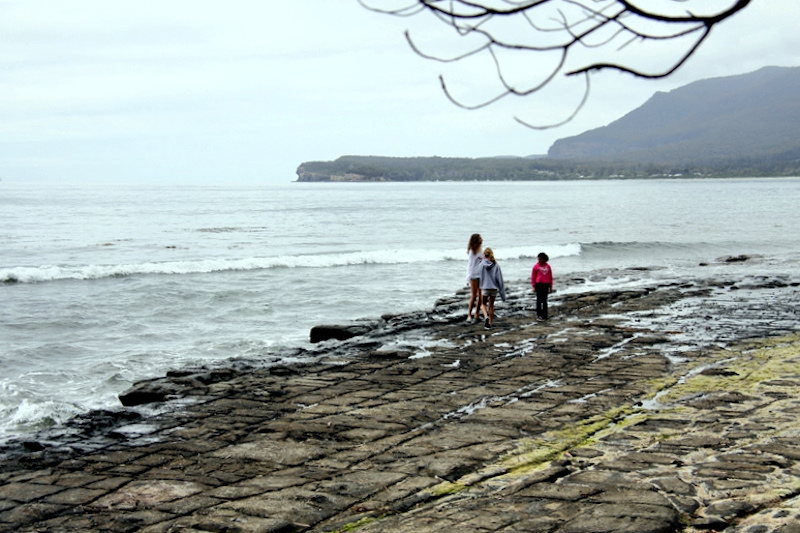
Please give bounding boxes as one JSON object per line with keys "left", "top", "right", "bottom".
{"left": 295, "top": 66, "right": 800, "bottom": 182}
{"left": 547, "top": 66, "right": 800, "bottom": 165}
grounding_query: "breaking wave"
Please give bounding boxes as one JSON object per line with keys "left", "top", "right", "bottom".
{"left": 2, "top": 243, "right": 581, "bottom": 284}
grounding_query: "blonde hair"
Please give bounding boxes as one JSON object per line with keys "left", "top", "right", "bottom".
{"left": 483, "top": 247, "right": 495, "bottom": 262}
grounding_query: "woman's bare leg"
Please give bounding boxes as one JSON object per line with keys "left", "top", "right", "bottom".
{"left": 468, "top": 279, "right": 481, "bottom": 319}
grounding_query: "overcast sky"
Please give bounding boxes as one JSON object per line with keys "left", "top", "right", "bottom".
{"left": 1, "top": 0, "right": 798, "bottom": 184}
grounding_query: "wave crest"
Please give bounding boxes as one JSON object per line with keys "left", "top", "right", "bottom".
{"left": 2, "top": 243, "right": 581, "bottom": 284}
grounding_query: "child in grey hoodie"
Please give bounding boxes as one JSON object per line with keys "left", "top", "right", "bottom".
{"left": 478, "top": 247, "right": 506, "bottom": 329}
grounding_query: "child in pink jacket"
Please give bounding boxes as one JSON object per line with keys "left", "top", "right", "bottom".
{"left": 531, "top": 252, "right": 553, "bottom": 321}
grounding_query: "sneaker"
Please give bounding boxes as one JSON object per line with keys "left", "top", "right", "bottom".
{"left": 485, "top": 322, "right": 492, "bottom": 330}
{"left": 484, "top": 317, "right": 490, "bottom": 328}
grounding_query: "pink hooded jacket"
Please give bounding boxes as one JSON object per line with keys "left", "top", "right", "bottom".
{"left": 531, "top": 262, "right": 553, "bottom": 289}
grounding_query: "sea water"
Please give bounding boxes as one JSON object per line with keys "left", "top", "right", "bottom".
{"left": 2, "top": 178, "right": 800, "bottom": 443}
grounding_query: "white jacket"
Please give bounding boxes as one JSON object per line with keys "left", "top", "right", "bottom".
{"left": 466, "top": 249, "right": 483, "bottom": 283}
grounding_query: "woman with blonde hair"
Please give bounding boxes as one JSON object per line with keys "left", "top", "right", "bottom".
{"left": 478, "top": 247, "right": 506, "bottom": 329}
{"left": 465, "top": 233, "right": 484, "bottom": 323}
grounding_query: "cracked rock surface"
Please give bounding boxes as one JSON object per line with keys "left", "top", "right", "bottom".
{"left": 1, "top": 275, "right": 799, "bottom": 533}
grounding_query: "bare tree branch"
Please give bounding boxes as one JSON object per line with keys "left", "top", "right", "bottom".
{"left": 515, "top": 70, "right": 591, "bottom": 129}
{"left": 361, "top": 0, "right": 752, "bottom": 127}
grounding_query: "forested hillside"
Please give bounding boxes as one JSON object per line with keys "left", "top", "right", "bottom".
{"left": 297, "top": 66, "right": 800, "bottom": 182}
{"left": 295, "top": 155, "right": 798, "bottom": 182}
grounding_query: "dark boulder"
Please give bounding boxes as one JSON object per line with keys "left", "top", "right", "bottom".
{"left": 309, "top": 323, "right": 371, "bottom": 343}
{"left": 118, "top": 379, "right": 183, "bottom": 406}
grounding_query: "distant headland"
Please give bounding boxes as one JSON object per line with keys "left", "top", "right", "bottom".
{"left": 295, "top": 154, "right": 800, "bottom": 182}
{"left": 297, "top": 66, "right": 800, "bottom": 182}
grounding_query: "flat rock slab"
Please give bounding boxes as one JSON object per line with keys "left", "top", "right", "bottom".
{"left": 1, "top": 277, "right": 800, "bottom": 533}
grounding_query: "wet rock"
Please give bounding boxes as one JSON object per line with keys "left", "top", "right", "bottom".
{"left": 118, "top": 379, "right": 183, "bottom": 406}
{"left": 720, "top": 254, "right": 751, "bottom": 263}
{"left": 368, "top": 349, "right": 407, "bottom": 359}
{"left": 268, "top": 365, "right": 299, "bottom": 377}
{"left": 21, "top": 441, "right": 45, "bottom": 452}
{"left": 434, "top": 296, "right": 461, "bottom": 307}
{"left": 309, "top": 323, "right": 372, "bottom": 343}
{"left": 3, "top": 278, "right": 800, "bottom": 533}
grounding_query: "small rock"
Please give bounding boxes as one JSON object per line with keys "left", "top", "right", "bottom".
{"left": 705, "top": 500, "right": 756, "bottom": 520}
{"left": 693, "top": 516, "right": 730, "bottom": 530}
{"left": 720, "top": 254, "right": 750, "bottom": 263}
{"left": 669, "top": 495, "right": 701, "bottom": 515}
{"left": 22, "top": 441, "right": 45, "bottom": 452}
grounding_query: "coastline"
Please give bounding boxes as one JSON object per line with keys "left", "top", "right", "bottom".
{"left": 1, "top": 274, "right": 800, "bottom": 532}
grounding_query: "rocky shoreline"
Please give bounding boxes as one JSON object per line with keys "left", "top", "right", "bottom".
{"left": 1, "top": 273, "right": 800, "bottom": 532}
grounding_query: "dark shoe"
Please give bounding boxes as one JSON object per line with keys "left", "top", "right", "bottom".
{"left": 484, "top": 317, "right": 490, "bottom": 328}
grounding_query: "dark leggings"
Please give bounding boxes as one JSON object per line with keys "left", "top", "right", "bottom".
{"left": 535, "top": 283, "right": 550, "bottom": 319}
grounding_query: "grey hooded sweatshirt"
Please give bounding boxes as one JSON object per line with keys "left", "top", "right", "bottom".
{"left": 478, "top": 259, "right": 506, "bottom": 301}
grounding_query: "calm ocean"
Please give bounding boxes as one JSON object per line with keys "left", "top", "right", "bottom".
{"left": 2, "top": 178, "right": 800, "bottom": 443}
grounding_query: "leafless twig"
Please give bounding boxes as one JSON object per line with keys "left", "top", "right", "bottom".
{"left": 360, "top": 0, "right": 751, "bottom": 127}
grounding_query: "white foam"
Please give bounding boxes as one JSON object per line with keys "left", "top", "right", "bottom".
{"left": 2, "top": 243, "right": 582, "bottom": 284}
{"left": 0, "top": 398, "right": 81, "bottom": 440}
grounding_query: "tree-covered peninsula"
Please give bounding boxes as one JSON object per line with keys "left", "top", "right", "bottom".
{"left": 295, "top": 155, "right": 799, "bottom": 182}
{"left": 297, "top": 67, "right": 800, "bottom": 183}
